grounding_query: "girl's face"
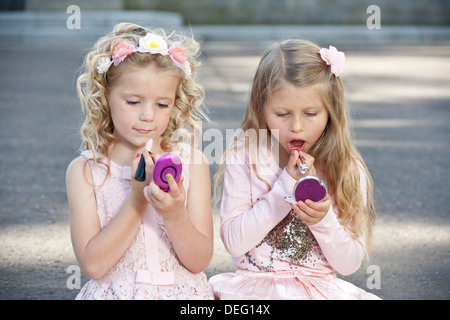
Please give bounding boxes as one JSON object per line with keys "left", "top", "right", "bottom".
{"left": 107, "top": 63, "right": 179, "bottom": 153}
{"left": 264, "top": 83, "right": 329, "bottom": 165}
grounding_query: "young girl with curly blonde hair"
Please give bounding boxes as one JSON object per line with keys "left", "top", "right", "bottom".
{"left": 66, "top": 23, "right": 214, "bottom": 299}
{"left": 210, "top": 39, "right": 380, "bottom": 299}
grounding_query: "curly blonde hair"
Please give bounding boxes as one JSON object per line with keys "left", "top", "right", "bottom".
{"left": 76, "top": 22, "right": 207, "bottom": 163}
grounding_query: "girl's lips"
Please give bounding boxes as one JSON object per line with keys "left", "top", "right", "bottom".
{"left": 135, "top": 129, "right": 153, "bottom": 134}
{"left": 288, "top": 139, "right": 305, "bottom": 153}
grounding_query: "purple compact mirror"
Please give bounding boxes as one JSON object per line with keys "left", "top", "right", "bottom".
{"left": 153, "top": 153, "right": 182, "bottom": 192}
{"left": 294, "top": 176, "right": 328, "bottom": 202}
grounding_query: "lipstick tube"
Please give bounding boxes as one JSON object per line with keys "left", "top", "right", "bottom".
{"left": 135, "top": 139, "right": 153, "bottom": 181}
{"left": 135, "top": 153, "right": 147, "bottom": 181}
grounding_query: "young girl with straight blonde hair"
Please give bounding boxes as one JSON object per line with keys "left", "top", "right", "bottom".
{"left": 210, "top": 39, "right": 380, "bottom": 299}
{"left": 66, "top": 23, "right": 214, "bottom": 299}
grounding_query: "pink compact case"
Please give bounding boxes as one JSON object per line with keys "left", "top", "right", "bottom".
{"left": 152, "top": 153, "right": 182, "bottom": 192}
{"left": 285, "top": 176, "right": 328, "bottom": 204}
{"left": 293, "top": 176, "right": 328, "bottom": 202}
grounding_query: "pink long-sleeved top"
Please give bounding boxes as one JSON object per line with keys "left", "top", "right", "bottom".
{"left": 220, "top": 144, "right": 367, "bottom": 276}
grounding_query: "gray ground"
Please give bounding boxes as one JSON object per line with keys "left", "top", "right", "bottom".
{"left": 0, "top": 36, "right": 449, "bottom": 299}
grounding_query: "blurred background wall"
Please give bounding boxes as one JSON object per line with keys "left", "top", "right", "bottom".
{"left": 1, "top": 0, "right": 449, "bottom": 25}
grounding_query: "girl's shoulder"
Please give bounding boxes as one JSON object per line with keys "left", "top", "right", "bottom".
{"left": 66, "top": 155, "right": 94, "bottom": 188}
{"left": 67, "top": 154, "right": 90, "bottom": 176}
{"left": 80, "top": 149, "right": 104, "bottom": 161}
{"left": 66, "top": 150, "right": 109, "bottom": 187}
{"left": 223, "top": 137, "right": 249, "bottom": 164}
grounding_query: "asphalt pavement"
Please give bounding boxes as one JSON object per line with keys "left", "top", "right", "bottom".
{"left": 0, "top": 19, "right": 449, "bottom": 300}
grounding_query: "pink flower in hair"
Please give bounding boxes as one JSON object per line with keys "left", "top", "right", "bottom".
{"left": 169, "top": 42, "right": 191, "bottom": 79}
{"left": 169, "top": 43, "right": 187, "bottom": 65}
{"left": 319, "top": 45, "right": 346, "bottom": 77}
{"left": 112, "top": 41, "right": 137, "bottom": 66}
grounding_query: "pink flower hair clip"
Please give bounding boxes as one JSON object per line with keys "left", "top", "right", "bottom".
{"left": 169, "top": 42, "right": 191, "bottom": 80}
{"left": 319, "top": 45, "right": 346, "bottom": 77}
{"left": 112, "top": 41, "right": 137, "bottom": 66}
{"left": 96, "top": 41, "right": 137, "bottom": 74}
{"left": 96, "top": 33, "right": 191, "bottom": 79}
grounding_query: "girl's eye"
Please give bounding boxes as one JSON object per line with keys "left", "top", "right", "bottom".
{"left": 126, "top": 100, "right": 139, "bottom": 105}
{"left": 157, "top": 103, "right": 169, "bottom": 108}
{"left": 305, "top": 112, "right": 317, "bottom": 117}
{"left": 277, "top": 112, "right": 289, "bottom": 117}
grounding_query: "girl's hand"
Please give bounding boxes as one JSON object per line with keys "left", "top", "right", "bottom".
{"left": 291, "top": 194, "right": 331, "bottom": 226}
{"left": 286, "top": 150, "right": 316, "bottom": 180}
{"left": 129, "top": 151, "right": 155, "bottom": 208}
{"left": 143, "top": 174, "right": 186, "bottom": 220}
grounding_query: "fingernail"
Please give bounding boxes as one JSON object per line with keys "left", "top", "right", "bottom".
{"left": 136, "top": 153, "right": 140, "bottom": 158}
{"left": 166, "top": 174, "right": 171, "bottom": 180}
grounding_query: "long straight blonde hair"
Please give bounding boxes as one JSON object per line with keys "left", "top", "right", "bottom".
{"left": 216, "top": 39, "right": 376, "bottom": 255}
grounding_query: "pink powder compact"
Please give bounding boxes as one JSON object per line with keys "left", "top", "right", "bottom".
{"left": 293, "top": 176, "right": 328, "bottom": 202}
{"left": 285, "top": 176, "right": 328, "bottom": 204}
{"left": 152, "top": 153, "right": 182, "bottom": 192}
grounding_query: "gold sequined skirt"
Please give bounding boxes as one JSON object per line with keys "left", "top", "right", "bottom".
{"left": 209, "top": 269, "right": 380, "bottom": 300}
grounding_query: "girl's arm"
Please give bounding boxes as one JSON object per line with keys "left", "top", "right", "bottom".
{"left": 66, "top": 153, "right": 153, "bottom": 280}
{"left": 220, "top": 156, "right": 296, "bottom": 257}
{"left": 144, "top": 149, "right": 213, "bottom": 274}
{"left": 307, "top": 207, "right": 365, "bottom": 275}
{"left": 303, "top": 166, "right": 369, "bottom": 275}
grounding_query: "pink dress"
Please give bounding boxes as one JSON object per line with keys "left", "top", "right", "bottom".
{"left": 76, "top": 145, "right": 214, "bottom": 300}
{"left": 209, "top": 143, "right": 380, "bottom": 300}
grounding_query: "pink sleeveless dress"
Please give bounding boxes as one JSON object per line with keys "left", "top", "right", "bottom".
{"left": 76, "top": 145, "right": 214, "bottom": 300}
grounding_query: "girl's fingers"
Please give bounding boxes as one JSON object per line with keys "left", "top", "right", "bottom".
{"left": 291, "top": 203, "right": 313, "bottom": 224}
{"left": 149, "top": 181, "right": 165, "bottom": 201}
{"left": 142, "top": 151, "right": 155, "bottom": 183}
{"left": 166, "top": 174, "right": 180, "bottom": 197}
{"left": 304, "top": 195, "right": 330, "bottom": 212}
{"left": 288, "top": 150, "right": 301, "bottom": 170}
{"left": 143, "top": 185, "right": 152, "bottom": 202}
{"left": 131, "top": 152, "right": 141, "bottom": 174}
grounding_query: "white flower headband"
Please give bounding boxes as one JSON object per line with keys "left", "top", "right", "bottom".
{"left": 319, "top": 45, "right": 345, "bottom": 77}
{"left": 96, "top": 32, "right": 192, "bottom": 79}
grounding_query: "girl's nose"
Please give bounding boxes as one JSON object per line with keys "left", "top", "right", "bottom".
{"left": 290, "top": 116, "right": 303, "bottom": 133}
{"left": 139, "top": 104, "right": 154, "bottom": 122}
